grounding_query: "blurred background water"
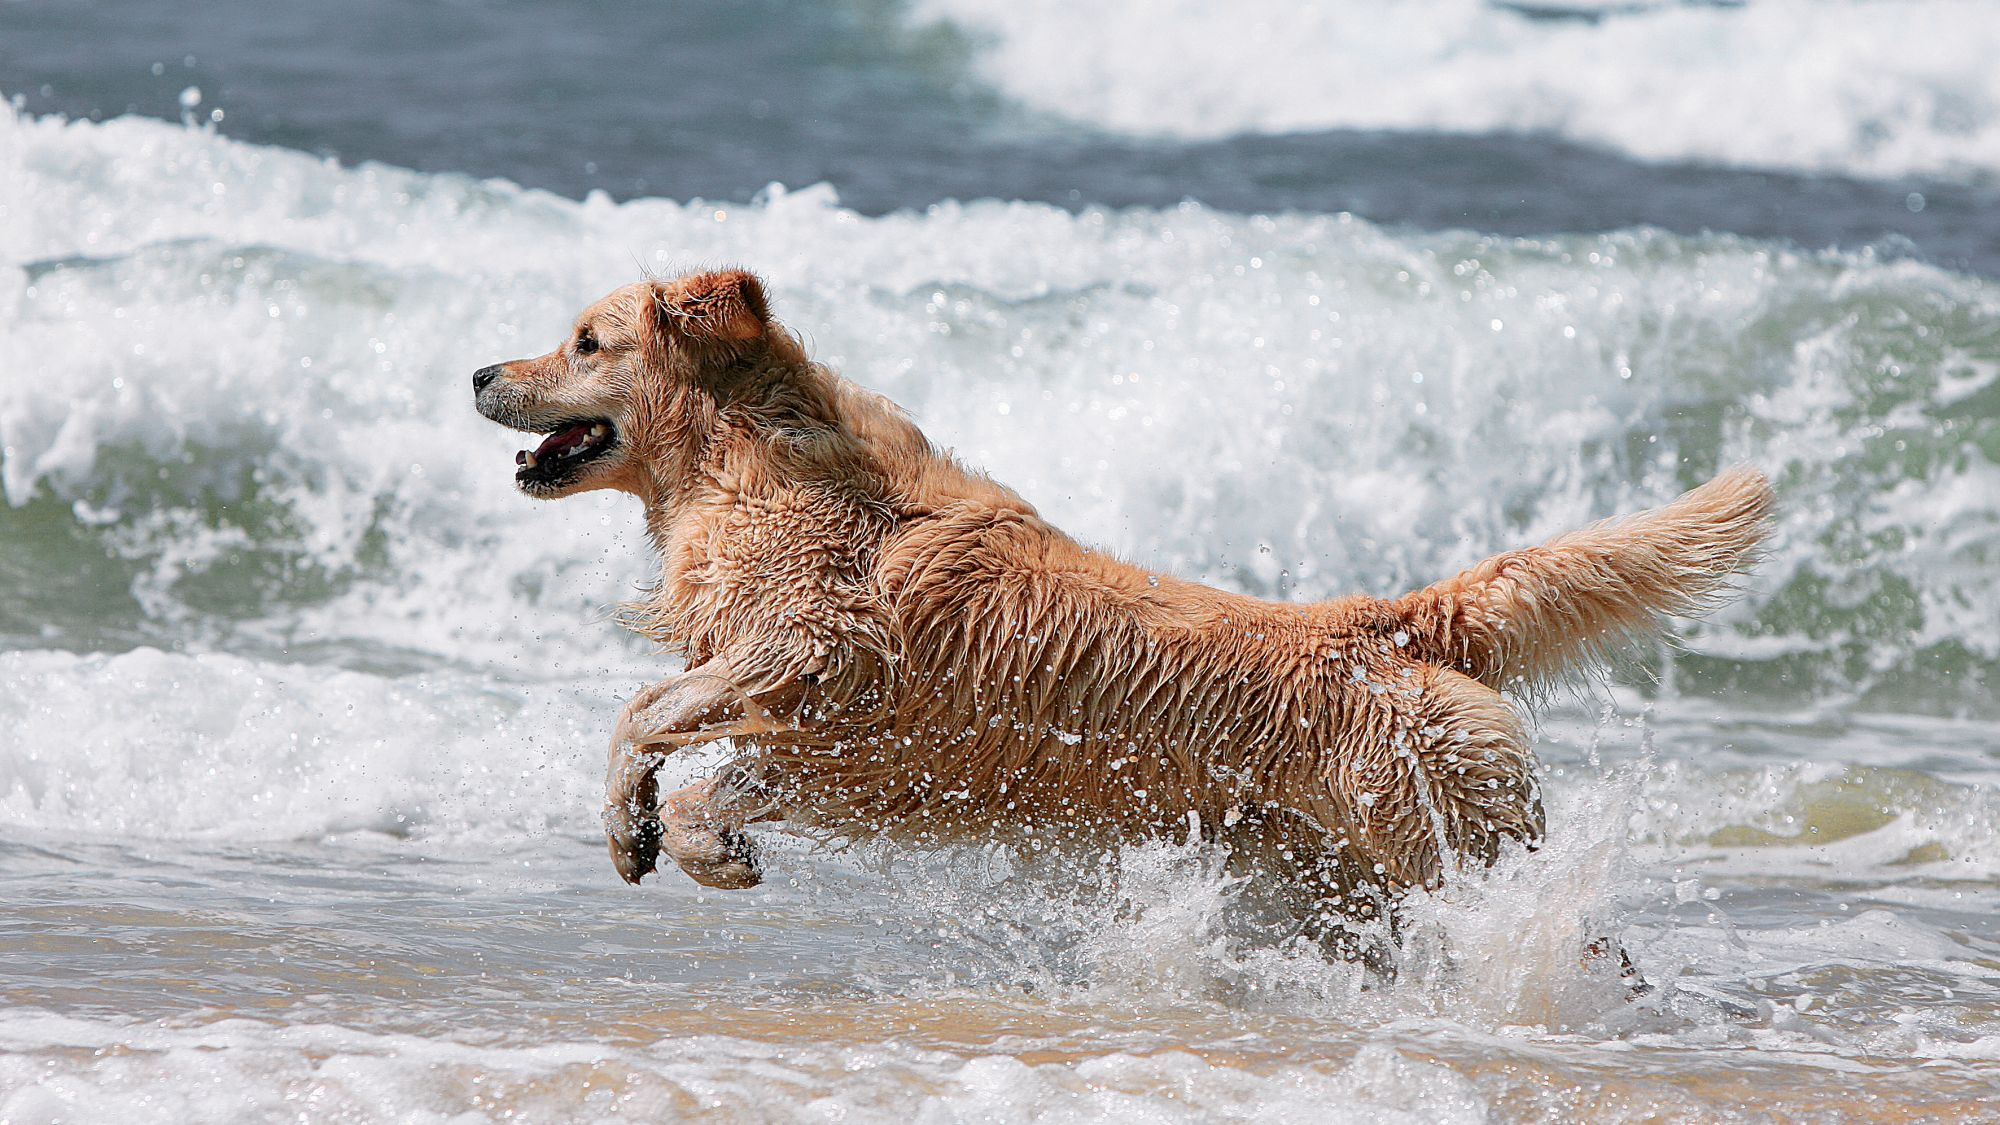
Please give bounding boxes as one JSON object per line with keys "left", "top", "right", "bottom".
{"left": 2, "top": 1, "right": 1997, "bottom": 1121}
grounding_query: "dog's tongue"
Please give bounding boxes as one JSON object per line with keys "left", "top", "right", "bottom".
{"left": 534, "top": 423, "right": 595, "bottom": 459}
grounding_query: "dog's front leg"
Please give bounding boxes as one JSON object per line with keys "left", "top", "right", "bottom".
{"left": 603, "top": 662, "right": 793, "bottom": 885}
{"left": 656, "top": 769, "right": 775, "bottom": 889}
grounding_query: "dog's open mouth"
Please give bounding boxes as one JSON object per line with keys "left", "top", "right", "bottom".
{"left": 516, "top": 419, "right": 617, "bottom": 484}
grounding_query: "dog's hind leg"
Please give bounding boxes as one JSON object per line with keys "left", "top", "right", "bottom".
{"left": 604, "top": 658, "right": 800, "bottom": 885}
{"left": 1583, "top": 936, "right": 1654, "bottom": 999}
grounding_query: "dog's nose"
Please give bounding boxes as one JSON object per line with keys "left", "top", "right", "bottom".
{"left": 472, "top": 364, "right": 505, "bottom": 393}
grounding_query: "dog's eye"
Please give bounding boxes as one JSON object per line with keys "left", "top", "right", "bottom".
{"left": 575, "top": 328, "right": 599, "bottom": 356}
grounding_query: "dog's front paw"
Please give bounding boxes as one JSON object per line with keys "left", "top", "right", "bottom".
{"left": 604, "top": 799, "right": 663, "bottom": 885}
{"left": 661, "top": 822, "right": 763, "bottom": 890}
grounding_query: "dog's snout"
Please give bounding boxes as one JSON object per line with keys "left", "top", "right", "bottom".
{"left": 472, "top": 364, "right": 506, "bottom": 393}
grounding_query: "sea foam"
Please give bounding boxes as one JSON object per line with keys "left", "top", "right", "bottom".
{"left": 2, "top": 62, "right": 1997, "bottom": 1125}
{"left": 4, "top": 107, "right": 1994, "bottom": 712}
{"left": 911, "top": 0, "right": 2000, "bottom": 182}
{"left": 3, "top": 107, "right": 1999, "bottom": 850}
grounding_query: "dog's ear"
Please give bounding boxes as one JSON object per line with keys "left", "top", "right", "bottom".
{"left": 654, "top": 270, "right": 770, "bottom": 345}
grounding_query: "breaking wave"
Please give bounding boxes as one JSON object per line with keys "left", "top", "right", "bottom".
{"left": 4, "top": 107, "right": 1994, "bottom": 714}
{"left": 910, "top": 0, "right": 2000, "bottom": 182}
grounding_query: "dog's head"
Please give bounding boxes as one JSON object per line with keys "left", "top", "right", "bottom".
{"left": 472, "top": 270, "right": 773, "bottom": 500}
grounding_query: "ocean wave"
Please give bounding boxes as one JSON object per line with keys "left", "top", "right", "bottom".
{"left": 909, "top": 0, "right": 2000, "bottom": 181}
{"left": 2, "top": 107, "right": 1997, "bottom": 711}
{"left": 0, "top": 648, "right": 613, "bottom": 841}
{"left": 0, "top": 1010, "right": 1498, "bottom": 1125}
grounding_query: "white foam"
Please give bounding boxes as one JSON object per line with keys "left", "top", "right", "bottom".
{"left": 8, "top": 108, "right": 1998, "bottom": 706}
{"left": 911, "top": 0, "right": 2000, "bottom": 181}
{"left": 0, "top": 648, "right": 612, "bottom": 841}
{"left": 878, "top": 769, "right": 1649, "bottom": 1034}
{"left": 0, "top": 1010, "right": 1492, "bottom": 1124}
{"left": 4, "top": 109, "right": 1998, "bottom": 1125}
{"left": 0, "top": 110, "right": 1994, "bottom": 848}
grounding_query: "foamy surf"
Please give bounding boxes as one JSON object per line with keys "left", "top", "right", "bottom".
{"left": 911, "top": 0, "right": 2000, "bottom": 182}
{"left": 3, "top": 107, "right": 1994, "bottom": 708}
{"left": 3, "top": 109, "right": 1998, "bottom": 1121}
{"left": 0, "top": 1009, "right": 1509, "bottom": 1124}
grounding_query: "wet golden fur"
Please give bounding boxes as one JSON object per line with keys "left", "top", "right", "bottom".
{"left": 474, "top": 270, "right": 1773, "bottom": 930}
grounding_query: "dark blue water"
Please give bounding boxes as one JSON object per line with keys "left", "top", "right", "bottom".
{"left": 5, "top": 0, "right": 1995, "bottom": 275}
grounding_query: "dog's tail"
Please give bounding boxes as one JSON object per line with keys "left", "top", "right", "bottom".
{"left": 1388, "top": 467, "right": 1774, "bottom": 691}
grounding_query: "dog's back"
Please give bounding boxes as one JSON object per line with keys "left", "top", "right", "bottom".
{"left": 737, "top": 409, "right": 1769, "bottom": 911}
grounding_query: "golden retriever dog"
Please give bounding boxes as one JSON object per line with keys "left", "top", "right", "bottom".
{"left": 473, "top": 269, "right": 1771, "bottom": 943}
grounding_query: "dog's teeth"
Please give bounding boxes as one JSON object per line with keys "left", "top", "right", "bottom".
{"left": 590, "top": 424, "right": 608, "bottom": 438}
{"left": 519, "top": 451, "right": 538, "bottom": 469}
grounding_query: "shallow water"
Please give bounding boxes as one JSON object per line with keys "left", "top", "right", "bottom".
{"left": 4, "top": 5, "right": 2000, "bottom": 1120}
{"left": 4, "top": 704, "right": 1999, "bottom": 1122}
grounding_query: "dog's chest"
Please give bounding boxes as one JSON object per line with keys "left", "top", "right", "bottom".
{"left": 661, "top": 488, "right": 884, "bottom": 653}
